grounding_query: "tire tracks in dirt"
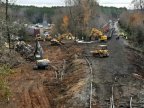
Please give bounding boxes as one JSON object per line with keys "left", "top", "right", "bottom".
{"left": 28, "top": 82, "right": 51, "bottom": 108}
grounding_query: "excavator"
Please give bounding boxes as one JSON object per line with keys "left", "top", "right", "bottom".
{"left": 89, "top": 28, "right": 107, "bottom": 42}
{"left": 50, "top": 33, "right": 75, "bottom": 45}
{"left": 33, "top": 40, "right": 50, "bottom": 70}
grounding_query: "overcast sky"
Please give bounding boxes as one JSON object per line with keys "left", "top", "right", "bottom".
{"left": 15, "top": 0, "right": 132, "bottom": 8}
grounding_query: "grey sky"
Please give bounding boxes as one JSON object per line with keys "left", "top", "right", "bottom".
{"left": 15, "top": 0, "right": 133, "bottom": 8}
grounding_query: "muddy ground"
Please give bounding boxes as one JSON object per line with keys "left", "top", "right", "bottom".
{"left": 0, "top": 24, "right": 144, "bottom": 108}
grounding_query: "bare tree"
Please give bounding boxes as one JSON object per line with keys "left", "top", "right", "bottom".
{"left": 132, "top": 0, "right": 144, "bottom": 11}
{"left": 65, "top": 0, "right": 98, "bottom": 40}
{"left": 0, "top": 0, "right": 28, "bottom": 49}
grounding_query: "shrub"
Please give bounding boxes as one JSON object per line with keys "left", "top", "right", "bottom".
{"left": 0, "top": 65, "right": 13, "bottom": 101}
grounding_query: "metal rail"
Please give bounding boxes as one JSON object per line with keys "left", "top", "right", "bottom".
{"left": 83, "top": 43, "right": 94, "bottom": 108}
{"left": 110, "top": 86, "right": 115, "bottom": 108}
{"left": 85, "top": 57, "right": 93, "bottom": 108}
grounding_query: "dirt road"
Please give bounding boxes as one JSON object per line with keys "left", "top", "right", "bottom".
{"left": 82, "top": 22, "right": 144, "bottom": 108}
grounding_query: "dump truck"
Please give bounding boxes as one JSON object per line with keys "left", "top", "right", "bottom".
{"left": 90, "top": 45, "right": 109, "bottom": 57}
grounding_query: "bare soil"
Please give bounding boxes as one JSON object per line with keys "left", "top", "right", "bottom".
{"left": 0, "top": 28, "right": 144, "bottom": 108}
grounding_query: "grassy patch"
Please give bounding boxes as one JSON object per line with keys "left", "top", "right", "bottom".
{"left": 0, "top": 65, "right": 13, "bottom": 101}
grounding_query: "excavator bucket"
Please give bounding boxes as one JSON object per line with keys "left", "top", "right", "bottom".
{"left": 50, "top": 38, "right": 62, "bottom": 46}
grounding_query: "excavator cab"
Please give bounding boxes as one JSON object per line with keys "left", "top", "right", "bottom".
{"left": 99, "top": 35, "right": 107, "bottom": 42}
{"left": 90, "top": 45, "right": 109, "bottom": 57}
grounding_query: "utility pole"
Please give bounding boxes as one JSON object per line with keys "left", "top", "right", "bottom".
{"left": 140, "top": 0, "right": 143, "bottom": 11}
{"left": 6, "top": 0, "right": 10, "bottom": 49}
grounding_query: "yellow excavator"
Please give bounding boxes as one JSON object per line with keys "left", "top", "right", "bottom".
{"left": 50, "top": 33, "right": 75, "bottom": 45}
{"left": 89, "top": 28, "right": 107, "bottom": 42}
{"left": 90, "top": 45, "right": 109, "bottom": 57}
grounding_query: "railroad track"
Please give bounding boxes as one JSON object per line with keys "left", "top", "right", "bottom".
{"left": 82, "top": 43, "right": 96, "bottom": 108}
{"left": 82, "top": 42, "right": 144, "bottom": 108}
{"left": 48, "top": 40, "right": 144, "bottom": 108}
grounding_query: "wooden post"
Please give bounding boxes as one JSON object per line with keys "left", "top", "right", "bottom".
{"left": 6, "top": 0, "right": 10, "bottom": 49}
{"left": 130, "top": 97, "right": 133, "bottom": 108}
{"left": 61, "top": 59, "right": 66, "bottom": 81}
{"left": 110, "top": 86, "right": 115, "bottom": 108}
{"left": 85, "top": 57, "right": 93, "bottom": 108}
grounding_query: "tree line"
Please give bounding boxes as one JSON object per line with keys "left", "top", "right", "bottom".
{"left": 119, "top": 0, "right": 144, "bottom": 49}
{"left": 0, "top": 0, "right": 127, "bottom": 42}
{"left": 9, "top": 4, "right": 126, "bottom": 24}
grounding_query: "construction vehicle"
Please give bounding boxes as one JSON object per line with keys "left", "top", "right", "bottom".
{"left": 45, "top": 34, "right": 52, "bottom": 41}
{"left": 90, "top": 45, "right": 109, "bottom": 57}
{"left": 50, "top": 33, "right": 75, "bottom": 45}
{"left": 35, "top": 33, "right": 53, "bottom": 41}
{"left": 43, "top": 32, "right": 53, "bottom": 41}
{"left": 89, "top": 28, "right": 107, "bottom": 42}
{"left": 118, "top": 31, "right": 128, "bottom": 39}
{"left": 33, "top": 40, "right": 50, "bottom": 70}
{"left": 102, "top": 24, "right": 110, "bottom": 33}
{"left": 50, "top": 38, "right": 63, "bottom": 46}
{"left": 107, "top": 28, "right": 115, "bottom": 39}
{"left": 102, "top": 22, "right": 112, "bottom": 33}
{"left": 35, "top": 34, "right": 46, "bottom": 41}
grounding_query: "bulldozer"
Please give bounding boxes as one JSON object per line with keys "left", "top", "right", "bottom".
{"left": 90, "top": 45, "right": 109, "bottom": 57}
{"left": 89, "top": 28, "right": 107, "bottom": 42}
{"left": 50, "top": 33, "right": 75, "bottom": 46}
{"left": 33, "top": 40, "right": 50, "bottom": 70}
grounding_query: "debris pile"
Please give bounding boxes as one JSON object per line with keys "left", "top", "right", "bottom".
{"left": 15, "top": 41, "right": 34, "bottom": 61}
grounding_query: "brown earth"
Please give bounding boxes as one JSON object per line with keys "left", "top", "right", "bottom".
{"left": 0, "top": 41, "right": 91, "bottom": 108}
{"left": 0, "top": 25, "right": 144, "bottom": 108}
